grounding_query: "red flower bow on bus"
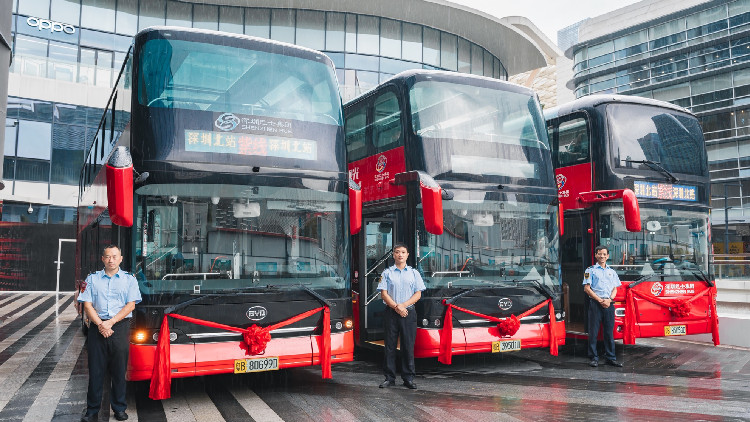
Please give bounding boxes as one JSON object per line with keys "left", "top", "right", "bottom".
{"left": 149, "top": 306, "right": 331, "bottom": 400}
{"left": 438, "top": 298, "right": 559, "bottom": 365}
{"left": 623, "top": 285, "right": 719, "bottom": 346}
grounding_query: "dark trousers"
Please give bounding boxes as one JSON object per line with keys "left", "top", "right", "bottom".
{"left": 383, "top": 307, "right": 417, "bottom": 382}
{"left": 587, "top": 297, "right": 616, "bottom": 362}
{"left": 86, "top": 319, "right": 130, "bottom": 415}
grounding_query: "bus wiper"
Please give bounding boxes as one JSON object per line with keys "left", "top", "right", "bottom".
{"left": 526, "top": 279, "right": 555, "bottom": 300}
{"left": 625, "top": 159, "right": 678, "bottom": 183}
{"left": 292, "top": 283, "right": 334, "bottom": 308}
{"left": 628, "top": 273, "right": 658, "bottom": 288}
{"left": 164, "top": 286, "right": 279, "bottom": 314}
{"left": 691, "top": 269, "right": 714, "bottom": 287}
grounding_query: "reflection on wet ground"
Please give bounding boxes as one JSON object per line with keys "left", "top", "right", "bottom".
{"left": 0, "top": 293, "right": 748, "bottom": 421}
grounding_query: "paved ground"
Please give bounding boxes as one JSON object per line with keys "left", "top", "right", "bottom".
{"left": 1, "top": 292, "right": 749, "bottom": 421}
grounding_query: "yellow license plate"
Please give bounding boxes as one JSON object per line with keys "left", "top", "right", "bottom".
{"left": 664, "top": 325, "right": 687, "bottom": 336}
{"left": 234, "top": 357, "right": 279, "bottom": 373}
{"left": 492, "top": 339, "right": 521, "bottom": 353}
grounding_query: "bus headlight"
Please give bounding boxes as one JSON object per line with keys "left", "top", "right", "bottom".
{"left": 344, "top": 319, "right": 353, "bottom": 329}
{"left": 434, "top": 319, "right": 441, "bottom": 327}
{"left": 134, "top": 331, "right": 148, "bottom": 343}
{"left": 335, "top": 321, "right": 343, "bottom": 330}
{"left": 555, "top": 312, "right": 562, "bottom": 319}
{"left": 422, "top": 319, "right": 429, "bottom": 327}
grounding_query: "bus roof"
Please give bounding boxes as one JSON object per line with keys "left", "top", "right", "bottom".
{"left": 133, "top": 26, "right": 335, "bottom": 67}
{"left": 544, "top": 94, "right": 692, "bottom": 121}
{"left": 345, "top": 69, "right": 536, "bottom": 106}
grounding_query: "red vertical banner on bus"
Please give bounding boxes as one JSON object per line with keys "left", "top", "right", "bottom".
{"left": 555, "top": 162, "right": 592, "bottom": 210}
{"left": 348, "top": 147, "right": 407, "bottom": 203}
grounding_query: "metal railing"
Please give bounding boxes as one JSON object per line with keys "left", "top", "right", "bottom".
{"left": 712, "top": 254, "right": 750, "bottom": 280}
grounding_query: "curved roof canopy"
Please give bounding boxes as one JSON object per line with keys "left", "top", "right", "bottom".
{"left": 192, "top": 0, "right": 550, "bottom": 75}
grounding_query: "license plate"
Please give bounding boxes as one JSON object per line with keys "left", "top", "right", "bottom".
{"left": 234, "top": 357, "right": 279, "bottom": 373}
{"left": 492, "top": 339, "right": 521, "bottom": 353}
{"left": 664, "top": 325, "right": 687, "bottom": 336}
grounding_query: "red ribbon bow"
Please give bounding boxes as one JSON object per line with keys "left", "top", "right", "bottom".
{"left": 624, "top": 285, "right": 719, "bottom": 346}
{"left": 149, "top": 306, "right": 331, "bottom": 400}
{"left": 438, "top": 298, "right": 558, "bottom": 365}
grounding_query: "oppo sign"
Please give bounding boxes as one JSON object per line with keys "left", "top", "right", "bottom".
{"left": 26, "top": 17, "right": 76, "bottom": 35}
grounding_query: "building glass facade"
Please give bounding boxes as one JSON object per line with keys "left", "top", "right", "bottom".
{"left": 9, "top": 0, "right": 508, "bottom": 103}
{"left": 568, "top": 0, "right": 750, "bottom": 261}
{"left": 2, "top": 0, "right": 522, "bottom": 290}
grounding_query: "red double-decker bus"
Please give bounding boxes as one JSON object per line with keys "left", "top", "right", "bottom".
{"left": 345, "top": 70, "right": 565, "bottom": 363}
{"left": 76, "top": 27, "right": 359, "bottom": 395}
{"left": 545, "top": 94, "right": 719, "bottom": 345}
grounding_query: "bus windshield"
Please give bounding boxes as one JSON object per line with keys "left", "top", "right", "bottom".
{"left": 409, "top": 80, "right": 550, "bottom": 182}
{"left": 416, "top": 191, "right": 559, "bottom": 291}
{"left": 608, "top": 104, "right": 707, "bottom": 176}
{"left": 133, "top": 183, "right": 348, "bottom": 294}
{"left": 137, "top": 38, "right": 342, "bottom": 125}
{"left": 599, "top": 205, "right": 710, "bottom": 280}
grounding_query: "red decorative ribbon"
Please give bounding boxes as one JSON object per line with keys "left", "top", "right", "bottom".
{"left": 438, "top": 298, "right": 558, "bottom": 365}
{"left": 149, "top": 306, "right": 331, "bottom": 400}
{"left": 624, "top": 285, "right": 719, "bottom": 346}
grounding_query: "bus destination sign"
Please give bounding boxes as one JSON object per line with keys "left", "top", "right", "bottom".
{"left": 633, "top": 181, "right": 696, "bottom": 201}
{"left": 185, "top": 130, "right": 317, "bottom": 161}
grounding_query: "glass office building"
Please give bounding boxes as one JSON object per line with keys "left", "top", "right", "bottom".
{"left": 567, "top": 0, "right": 750, "bottom": 257}
{"left": 1, "top": 0, "right": 550, "bottom": 290}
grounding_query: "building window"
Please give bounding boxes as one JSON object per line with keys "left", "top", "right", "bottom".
{"left": 245, "top": 8, "right": 269, "bottom": 39}
{"left": 357, "top": 15, "right": 379, "bottom": 55}
{"left": 296, "top": 10, "right": 325, "bottom": 51}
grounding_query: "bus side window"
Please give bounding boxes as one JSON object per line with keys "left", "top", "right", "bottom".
{"left": 558, "top": 117, "right": 589, "bottom": 166}
{"left": 345, "top": 107, "right": 368, "bottom": 161}
{"left": 372, "top": 92, "right": 402, "bottom": 152}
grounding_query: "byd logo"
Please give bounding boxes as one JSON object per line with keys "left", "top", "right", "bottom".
{"left": 246, "top": 306, "right": 268, "bottom": 321}
{"left": 26, "top": 17, "right": 76, "bottom": 34}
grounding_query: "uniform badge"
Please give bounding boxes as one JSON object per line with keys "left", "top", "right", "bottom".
{"left": 584, "top": 272, "right": 590, "bottom": 279}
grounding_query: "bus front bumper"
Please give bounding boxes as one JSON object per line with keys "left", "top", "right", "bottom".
{"left": 414, "top": 321, "right": 565, "bottom": 359}
{"left": 127, "top": 330, "right": 354, "bottom": 381}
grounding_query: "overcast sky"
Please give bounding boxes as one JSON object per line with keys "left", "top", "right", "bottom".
{"left": 447, "top": 0, "right": 642, "bottom": 45}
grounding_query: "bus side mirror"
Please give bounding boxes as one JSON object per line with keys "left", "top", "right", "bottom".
{"left": 106, "top": 146, "right": 134, "bottom": 227}
{"left": 622, "top": 189, "right": 641, "bottom": 232}
{"left": 394, "top": 170, "right": 444, "bottom": 235}
{"left": 558, "top": 202, "right": 564, "bottom": 236}
{"left": 420, "top": 179, "right": 443, "bottom": 235}
{"left": 349, "top": 179, "right": 362, "bottom": 235}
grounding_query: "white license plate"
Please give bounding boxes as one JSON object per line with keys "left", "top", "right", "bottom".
{"left": 492, "top": 339, "right": 521, "bottom": 353}
{"left": 664, "top": 325, "right": 687, "bottom": 336}
{"left": 234, "top": 357, "right": 279, "bottom": 373}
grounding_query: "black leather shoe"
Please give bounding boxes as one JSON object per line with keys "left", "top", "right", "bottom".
{"left": 589, "top": 359, "right": 598, "bottom": 367}
{"left": 379, "top": 380, "right": 395, "bottom": 388}
{"left": 403, "top": 380, "right": 417, "bottom": 389}
{"left": 606, "top": 360, "right": 623, "bottom": 367}
{"left": 113, "top": 411, "right": 128, "bottom": 421}
{"left": 80, "top": 413, "right": 98, "bottom": 422}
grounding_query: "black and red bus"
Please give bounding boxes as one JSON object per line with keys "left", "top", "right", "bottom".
{"left": 76, "top": 27, "right": 359, "bottom": 396}
{"left": 345, "top": 70, "right": 565, "bottom": 363}
{"left": 545, "top": 94, "right": 719, "bottom": 345}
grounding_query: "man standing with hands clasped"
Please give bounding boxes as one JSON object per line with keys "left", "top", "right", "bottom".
{"left": 583, "top": 245, "right": 624, "bottom": 368}
{"left": 378, "top": 243, "right": 425, "bottom": 389}
{"left": 79, "top": 245, "right": 142, "bottom": 421}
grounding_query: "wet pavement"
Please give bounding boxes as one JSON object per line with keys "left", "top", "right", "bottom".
{"left": 1, "top": 293, "right": 749, "bottom": 421}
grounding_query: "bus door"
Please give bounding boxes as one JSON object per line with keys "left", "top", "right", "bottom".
{"left": 560, "top": 211, "right": 592, "bottom": 334}
{"left": 359, "top": 218, "right": 395, "bottom": 344}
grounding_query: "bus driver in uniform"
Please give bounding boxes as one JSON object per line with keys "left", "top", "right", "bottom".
{"left": 79, "top": 245, "right": 142, "bottom": 422}
{"left": 583, "top": 245, "right": 624, "bottom": 368}
{"left": 378, "top": 243, "right": 425, "bottom": 390}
